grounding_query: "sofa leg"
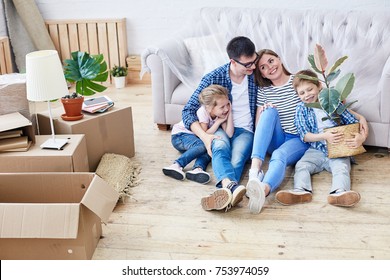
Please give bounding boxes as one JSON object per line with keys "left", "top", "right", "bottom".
{"left": 157, "top": 124, "right": 170, "bottom": 131}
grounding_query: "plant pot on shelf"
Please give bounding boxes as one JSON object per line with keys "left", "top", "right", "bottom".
{"left": 324, "top": 122, "right": 366, "bottom": 159}
{"left": 61, "top": 96, "right": 84, "bottom": 121}
{"left": 114, "top": 76, "right": 126, "bottom": 89}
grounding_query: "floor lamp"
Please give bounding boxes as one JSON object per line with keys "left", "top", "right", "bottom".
{"left": 26, "top": 50, "right": 69, "bottom": 149}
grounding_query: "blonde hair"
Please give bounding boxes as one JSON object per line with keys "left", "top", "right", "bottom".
{"left": 293, "top": 69, "right": 321, "bottom": 91}
{"left": 199, "top": 85, "right": 229, "bottom": 107}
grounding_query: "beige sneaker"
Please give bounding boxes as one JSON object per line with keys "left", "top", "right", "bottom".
{"left": 275, "top": 190, "right": 312, "bottom": 206}
{"left": 246, "top": 178, "right": 266, "bottom": 214}
{"left": 229, "top": 184, "right": 246, "bottom": 207}
{"left": 201, "top": 188, "right": 232, "bottom": 211}
{"left": 327, "top": 191, "right": 361, "bottom": 207}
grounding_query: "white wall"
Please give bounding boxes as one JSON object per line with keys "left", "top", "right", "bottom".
{"left": 6, "top": 0, "right": 390, "bottom": 55}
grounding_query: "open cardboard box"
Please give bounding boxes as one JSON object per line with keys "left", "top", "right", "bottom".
{"left": 0, "top": 111, "right": 35, "bottom": 146}
{"left": 0, "top": 173, "right": 119, "bottom": 260}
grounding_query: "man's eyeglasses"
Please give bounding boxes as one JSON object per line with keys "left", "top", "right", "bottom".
{"left": 233, "top": 53, "right": 259, "bottom": 68}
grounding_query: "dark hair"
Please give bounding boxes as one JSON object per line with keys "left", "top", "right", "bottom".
{"left": 254, "top": 49, "right": 291, "bottom": 87}
{"left": 226, "top": 36, "right": 256, "bottom": 60}
{"left": 293, "top": 69, "right": 321, "bottom": 91}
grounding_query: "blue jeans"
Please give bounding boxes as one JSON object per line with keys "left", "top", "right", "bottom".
{"left": 171, "top": 133, "right": 211, "bottom": 171}
{"left": 294, "top": 148, "right": 352, "bottom": 194}
{"left": 212, "top": 127, "right": 254, "bottom": 187}
{"left": 251, "top": 108, "right": 309, "bottom": 192}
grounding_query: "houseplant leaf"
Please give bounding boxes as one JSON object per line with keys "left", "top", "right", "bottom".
{"left": 64, "top": 51, "right": 108, "bottom": 96}
{"left": 305, "top": 102, "right": 323, "bottom": 110}
{"left": 326, "top": 69, "right": 341, "bottom": 83}
{"left": 327, "top": 56, "right": 348, "bottom": 75}
{"left": 318, "top": 87, "right": 340, "bottom": 115}
{"left": 308, "top": 55, "right": 322, "bottom": 74}
{"left": 336, "top": 73, "right": 355, "bottom": 101}
{"left": 314, "top": 44, "right": 328, "bottom": 72}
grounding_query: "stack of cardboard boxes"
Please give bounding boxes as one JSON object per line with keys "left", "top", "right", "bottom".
{"left": 0, "top": 83, "right": 135, "bottom": 259}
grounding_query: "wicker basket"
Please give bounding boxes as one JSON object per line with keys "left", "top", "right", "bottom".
{"left": 324, "top": 123, "right": 366, "bottom": 159}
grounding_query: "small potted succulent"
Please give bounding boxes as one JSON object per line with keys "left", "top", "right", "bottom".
{"left": 299, "top": 44, "right": 365, "bottom": 158}
{"left": 62, "top": 51, "right": 109, "bottom": 120}
{"left": 110, "top": 65, "right": 128, "bottom": 89}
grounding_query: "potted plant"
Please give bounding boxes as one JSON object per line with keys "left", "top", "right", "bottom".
{"left": 110, "top": 65, "right": 128, "bottom": 89}
{"left": 62, "top": 51, "right": 109, "bottom": 120}
{"left": 299, "top": 44, "right": 366, "bottom": 158}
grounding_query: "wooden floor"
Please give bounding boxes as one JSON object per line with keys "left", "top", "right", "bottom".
{"left": 38, "top": 83, "right": 390, "bottom": 260}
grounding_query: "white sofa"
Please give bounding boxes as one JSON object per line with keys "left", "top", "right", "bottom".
{"left": 141, "top": 8, "right": 390, "bottom": 149}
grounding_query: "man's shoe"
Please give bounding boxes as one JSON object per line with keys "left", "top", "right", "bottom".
{"left": 328, "top": 191, "right": 361, "bottom": 207}
{"left": 201, "top": 188, "right": 232, "bottom": 211}
{"left": 275, "top": 190, "right": 312, "bottom": 206}
{"left": 162, "top": 164, "right": 185, "bottom": 180}
{"left": 226, "top": 182, "right": 246, "bottom": 207}
{"left": 246, "top": 178, "right": 266, "bottom": 214}
{"left": 186, "top": 168, "right": 211, "bottom": 184}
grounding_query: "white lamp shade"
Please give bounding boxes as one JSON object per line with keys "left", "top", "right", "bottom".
{"left": 26, "top": 50, "right": 69, "bottom": 102}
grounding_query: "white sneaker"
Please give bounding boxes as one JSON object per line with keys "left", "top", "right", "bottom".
{"left": 186, "top": 168, "right": 211, "bottom": 184}
{"left": 162, "top": 163, "right": 185, "bottom": 180}
{"left": 246, "top": 178, "right": 266, "bottom": 214}
{"left": 248, "top": 169, "right": 264, "bottom": 181}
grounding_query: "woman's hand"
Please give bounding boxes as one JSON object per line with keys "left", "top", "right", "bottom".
{"left": 258, "top": 102, "right": 276, "bottom": 114}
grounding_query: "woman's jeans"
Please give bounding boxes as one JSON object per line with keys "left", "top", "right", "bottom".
{"left": 251, "top": 108, "right": 309, "bottom": 192}
{"left": 294, "top": 148, "right": 352, "bottom": 194}
{"left": 212, "top": 127, "right": 254, "bottom": 187}
{"left": 171, "top": 132, "right": 211, "bottom": 171}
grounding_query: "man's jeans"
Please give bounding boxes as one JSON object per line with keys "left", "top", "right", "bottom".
{"left": 212, "top": 127, "right": 254, "bottom": 187}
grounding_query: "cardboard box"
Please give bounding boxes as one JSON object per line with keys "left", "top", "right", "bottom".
{"left": 0, "top": 112, "right": 35, "bottom": 145}
{"left": 37, "top": 105, "right": 135, "bottom": 171}
{"left": 0, "top": 173, "right": 119, "bottom": 260}
{"left": 0, "top": 134, "right": 89, "bottom": 172}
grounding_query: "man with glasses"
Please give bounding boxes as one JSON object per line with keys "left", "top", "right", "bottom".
{"left": 182, "top": 36, "right": 258, "bottom": 211}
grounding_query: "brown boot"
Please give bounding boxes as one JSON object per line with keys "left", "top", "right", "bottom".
{"left": 201, "top": 188, "right": 232, "bottom": 211}
{"left": 275, "top": 190, "right": 312, "bottom": 206}
{"left": 327, "top": 191, "right": 361, "bottom": 207}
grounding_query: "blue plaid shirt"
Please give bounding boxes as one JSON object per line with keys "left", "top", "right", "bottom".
{"left": 182, "top": 63, "right": 258, "bottom": 131}
{"left": 295, "top": 102, "right": 359, "bottom": 156}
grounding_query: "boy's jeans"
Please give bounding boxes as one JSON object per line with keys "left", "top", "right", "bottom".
{"left": 171, "top": 132, "right": 210, "bottom": 171}
{"left": 212, "top": 127, "right": 254, "bottom": 187}
{"left": 294, "top": 148, "right": 352, "bottom": 194}
{"left": 251, "top": 108, "right": 309, "bottom": 192}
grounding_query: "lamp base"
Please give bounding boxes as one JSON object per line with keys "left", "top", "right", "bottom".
{"left": 40, "top": 138, "right": 68, "bottom": 150}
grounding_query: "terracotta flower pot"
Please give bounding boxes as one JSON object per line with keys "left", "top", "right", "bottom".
{"left": 61, "top": 96, "right": 84, "bottom": 120}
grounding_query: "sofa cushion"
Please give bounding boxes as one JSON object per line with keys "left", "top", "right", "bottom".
{"left": 184, "top": 33, "right": 229, "bottom": 77}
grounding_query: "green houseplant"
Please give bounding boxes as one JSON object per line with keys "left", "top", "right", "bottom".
{"left": 299, "top": 44, "right": 365, "bottom": 158}
{"left": 110, "top": 65, "right": 128, "bottom": 89}
{"left": 61, "top": 51, "right": 109, "bottom": 120}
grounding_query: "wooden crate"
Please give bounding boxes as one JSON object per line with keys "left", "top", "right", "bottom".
{"left": 45, "top": 18, "right": 128, "bottom": 72}
{"left": 0, "top": 36, "right": 13, "bottom": 74}
{"left": 126, "top": 55, "right": 151, "bottom": 85}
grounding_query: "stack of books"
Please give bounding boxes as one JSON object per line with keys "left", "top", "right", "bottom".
{"left": 82, "top": 96, "right": 114, "bottom": 113}
{"left": 0, "top": 129, "right": 32, "bottom": 152}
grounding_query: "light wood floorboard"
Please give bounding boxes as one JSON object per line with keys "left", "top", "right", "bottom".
{"left": 34, "top": 83, "right": 390, "bottom": 260}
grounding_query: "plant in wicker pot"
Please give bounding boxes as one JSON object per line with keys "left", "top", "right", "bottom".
{"left": 300, "top": 44, "right": 366, "bottom": 158}
{"left": 110, "top": 65, "right": 128, "bottom": 89}
{"left": 62, "top": 51, "right": 109, "bottom": 120}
